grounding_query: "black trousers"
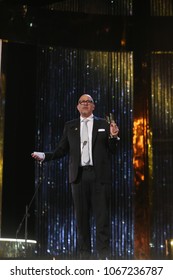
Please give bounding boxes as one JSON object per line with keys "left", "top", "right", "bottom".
{"left": 71, "top": 166, "right": 111, "bottom": 259}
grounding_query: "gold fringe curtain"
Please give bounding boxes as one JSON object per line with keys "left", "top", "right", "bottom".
{"left": 150, "top": 0, "right": 173, "bottom": 16}
{"left": 150, "top": 52, "right": 173, "bottom": 258}
{"left": 46, "top": 0, "right": 133, "bottom": 16}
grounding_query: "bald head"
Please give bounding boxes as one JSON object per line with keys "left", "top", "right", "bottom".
{"left": 78, "top": 94, "right": 94, "bottom": 104}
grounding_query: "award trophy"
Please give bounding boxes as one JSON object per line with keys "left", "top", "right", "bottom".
{"left": 105, "top": 113, "right": 116, "bottom": 124}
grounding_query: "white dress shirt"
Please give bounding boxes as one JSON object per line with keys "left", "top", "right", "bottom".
{"left": 80, "top": 114, "right": 94, "bottom": 166}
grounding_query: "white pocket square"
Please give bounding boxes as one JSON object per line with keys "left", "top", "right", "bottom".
{"left": 98, "top": 128, "right": 105, "bottom": 132}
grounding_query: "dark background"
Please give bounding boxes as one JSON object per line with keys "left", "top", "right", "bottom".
{"left": 1, "top": 42, "right": 37, "bottom": 239}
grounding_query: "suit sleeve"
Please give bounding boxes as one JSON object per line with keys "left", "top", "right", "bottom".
{"left": 44, "top": 123, "right": 69, "bottom": 161}
{"left": 108, "top": 137, "right": 119, "bottom": 154}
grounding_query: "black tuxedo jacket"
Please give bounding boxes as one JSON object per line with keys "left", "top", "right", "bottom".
{"left": 45, "top": 116, "right": 118, "bottom": 183}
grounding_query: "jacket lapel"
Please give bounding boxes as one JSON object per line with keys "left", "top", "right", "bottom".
{"left": 73, "top": 119, "right": 80, "bottom": 142}
{"left": 92, "top": 117, "right": 99, "bottom": 147}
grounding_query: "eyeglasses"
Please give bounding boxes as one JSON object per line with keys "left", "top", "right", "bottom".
{"left": 78, "top": 100, "right": 94, "bottom": 105}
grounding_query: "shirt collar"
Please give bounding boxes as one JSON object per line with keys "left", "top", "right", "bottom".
{"left": 80, "top": 114, "right": 94, "bottom": 122}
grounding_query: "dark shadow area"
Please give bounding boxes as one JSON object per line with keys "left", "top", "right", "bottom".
{"left": 1, "top": 42, "right": 37, "bottom": 240}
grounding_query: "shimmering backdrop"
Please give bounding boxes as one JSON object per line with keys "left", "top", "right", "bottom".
{"left": 35, "top": 47, "right": 134, "bottom": 259}
{"left": 150, "top": 53, "right": 173, "bottom": 259}
{"left": 151, "top": 0, "right": 173, "bottom": 16}
{"left": 46, "top": 0, "right": 133, "bottom": 15}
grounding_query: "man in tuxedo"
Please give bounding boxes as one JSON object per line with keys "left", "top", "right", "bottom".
{"left": 31, "top": 94, "right": 119, "bottom": 259}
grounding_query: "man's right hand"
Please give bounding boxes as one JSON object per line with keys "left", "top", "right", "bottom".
{"left": 31, "top": 152, "right": 45, "bottom": 161}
